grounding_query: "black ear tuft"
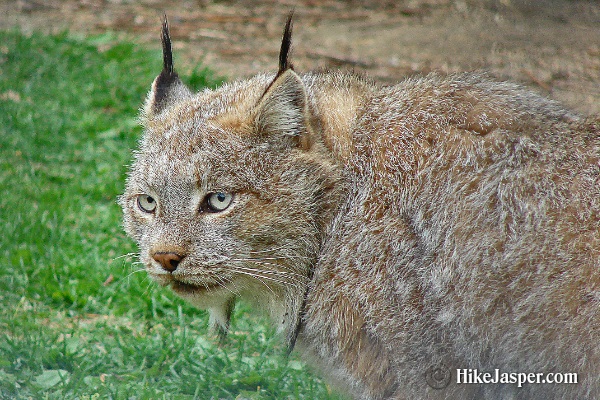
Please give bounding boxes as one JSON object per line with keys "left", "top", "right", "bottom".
{"left": 161, "top": 14, "right": 175, "bottom": 76}
{"left": 143, "top": 15, "right": 192, "bottom": 118}
{"left": 152, "top": 15, "right": 181, "bottom": 113}
{"left": 278, "top": 11, "right": 294, "bottom": 75}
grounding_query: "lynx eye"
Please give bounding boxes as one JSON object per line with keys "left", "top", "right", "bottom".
{"left": 137, "top": 194, "right": 157, "bottom": 213}
{"left": 205, "top": 192, "right": 233, "bottom": 212}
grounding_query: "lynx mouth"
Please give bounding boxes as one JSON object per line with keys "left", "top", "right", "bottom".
{"left": 171, "top": 280, "right": 221, "bottom": 294}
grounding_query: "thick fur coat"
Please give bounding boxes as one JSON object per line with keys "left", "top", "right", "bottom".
{"left": 121, "top": 16, "right": 600, "bottom": 399}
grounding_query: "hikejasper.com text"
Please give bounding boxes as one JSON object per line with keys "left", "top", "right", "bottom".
{"left": 456, "top": 369, "right": 578, "bottom": 387}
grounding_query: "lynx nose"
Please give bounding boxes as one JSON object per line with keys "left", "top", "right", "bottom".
{"left": 152, "top": 252, "right": 184, "bottom": 272}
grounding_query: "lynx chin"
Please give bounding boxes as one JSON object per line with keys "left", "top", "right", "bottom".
{"left": 120, "top": 14, "right": 600, "bottom": 400}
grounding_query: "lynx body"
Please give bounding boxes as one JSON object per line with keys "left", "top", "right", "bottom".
{"left": 121, "top": 17, "right": 600, "bottom": 399}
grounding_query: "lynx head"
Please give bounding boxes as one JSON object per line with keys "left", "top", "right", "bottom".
{"left": 120, "top": 15, "right": 340, "bottom": 347}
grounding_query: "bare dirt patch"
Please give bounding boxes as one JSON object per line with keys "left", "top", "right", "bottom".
{"left": 2, "top": 0, "right": 599, "bottom": 115}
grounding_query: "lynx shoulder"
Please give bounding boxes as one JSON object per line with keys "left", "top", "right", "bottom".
{"left": 121, "top": 15, "right": 600, "bottom": 400}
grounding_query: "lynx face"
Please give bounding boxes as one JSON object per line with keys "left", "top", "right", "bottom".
{"left": 121, "top": 17, "right": 339, "bottom": 341}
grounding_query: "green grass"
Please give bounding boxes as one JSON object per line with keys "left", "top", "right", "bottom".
{"left": 0, "top": 30, "right": 340, "bottom": 399}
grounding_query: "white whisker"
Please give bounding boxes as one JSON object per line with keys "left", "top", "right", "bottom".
{"left": 111, "top": 252, "right": 140, "bottom": 263}
{"left": 228, "top": 264, "right": 305, "bottom": 288}
{"left": 216, "top": 276, "right": 241, "bottom": 297}
{"left": 246, "top": 244, "right": 293, "bottom": 254}
{"left": 123, "top": 268, "right": 147, "bottom": 280}
{"left": 247, "top": 249, "right": 311, "bottom": 261}
{"left": 229, "top": 268, "right": 277, "bottom": 295}
{"left": 231, "top": 259, "right": 307, "bottom": 280}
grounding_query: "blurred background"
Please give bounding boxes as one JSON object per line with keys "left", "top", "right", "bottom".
{"left": 2, "top": 0, "right": 599, "bottom": 115}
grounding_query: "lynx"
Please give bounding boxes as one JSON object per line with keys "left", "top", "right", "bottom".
{"left": 120, "top": 15, "right": 600, "bottom": 400}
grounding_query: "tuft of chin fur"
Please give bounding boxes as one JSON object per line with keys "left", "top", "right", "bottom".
{"left": 208, "top": 299, "right": 235, "bottom": 338}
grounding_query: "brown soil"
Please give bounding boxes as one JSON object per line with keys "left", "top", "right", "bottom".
{"left": 2, "top": 0, "right": 599, "bottom": 115}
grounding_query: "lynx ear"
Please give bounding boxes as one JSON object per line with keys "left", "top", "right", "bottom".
{"left": 255, "top": 69, "right": 310, "bottom": 146}
{"left": 255, "top": 13, "right": 311, "bottom": 149}
{"left": 143, "top": 15, "right": 192, "bottom": 118}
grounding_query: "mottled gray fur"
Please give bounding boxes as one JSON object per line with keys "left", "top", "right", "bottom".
{"left": 121, "top": 16, "right": 600, "bottom": 399}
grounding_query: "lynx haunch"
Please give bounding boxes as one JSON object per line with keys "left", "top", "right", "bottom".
{"left": 121, "top": 14, "right": 600, "bottom": 400}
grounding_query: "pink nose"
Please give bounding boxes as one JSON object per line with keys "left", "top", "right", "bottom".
{"left": 152, "top": 252, "right": 184, "bottom": 272}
